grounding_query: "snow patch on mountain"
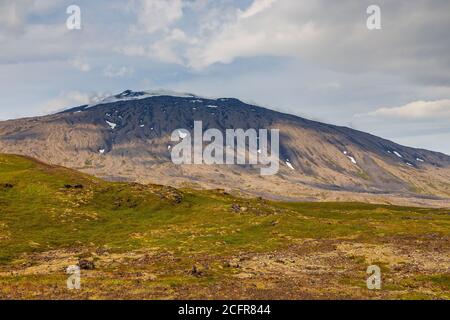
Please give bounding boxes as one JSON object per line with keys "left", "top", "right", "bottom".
{"left": 342, "top": 151, "right": 357, "bottom": 164}
{"left": 393, "top": 151, "right": 403, "bottom": 158}
{"left": 347, "top": 156, "right": 357, "bottom": 164}
{"left": 286, "top": 160, "right": 295, "bottom": 170}
{"left": 82, "top": 90, "right": 202, "bottom": 109}
{"left": 106, "top": 120, "right": 117, "bottom": 129}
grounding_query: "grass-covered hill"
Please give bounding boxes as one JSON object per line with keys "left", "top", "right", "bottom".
{"left": 0, "top": 154, "right": 449, "bottom": 299}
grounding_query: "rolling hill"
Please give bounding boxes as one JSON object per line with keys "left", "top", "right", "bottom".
{"left": 0, "top": 154, "right": 449, "bottom": 299}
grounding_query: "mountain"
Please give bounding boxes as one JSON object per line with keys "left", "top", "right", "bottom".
{"left": 0, "top": 90, "right": 449, "bottom": 207}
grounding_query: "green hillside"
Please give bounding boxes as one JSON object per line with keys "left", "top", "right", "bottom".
{"left": 0, "top": 154, "right": 449, "bottom": 299}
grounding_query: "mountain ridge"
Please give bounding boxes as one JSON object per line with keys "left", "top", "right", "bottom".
{"left": 60, "top": 90, "right": 450, "bottom": 158}
{"left": 1, "top": 90, "right": 449, "bottom": 207}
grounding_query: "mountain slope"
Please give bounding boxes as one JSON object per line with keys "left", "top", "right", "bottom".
{"left": 0, "top": 90, "right": 449, "bottom": 207}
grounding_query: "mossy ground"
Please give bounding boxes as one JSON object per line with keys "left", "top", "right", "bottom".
{"left": 0, "top": 154, "right": 449, "bottom": 299}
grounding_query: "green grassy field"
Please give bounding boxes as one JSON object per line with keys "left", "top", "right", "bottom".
{"left": 0, "top": 154, "right": 449, "bottom": 299}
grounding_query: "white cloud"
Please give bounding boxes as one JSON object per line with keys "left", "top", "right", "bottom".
{"left": 0, "top": 2, "right": 23, "bottom": 31}
{"left": 125, "top": 0, "right": 450, "bottom": 86}
{"left": 239, "top": 0, "right": 277, "bottom": 19}
{"left": 103, "top": 65, "right": 134, "bottom": 78}
{"left": 0, "top": 0, "right": 60, "bottom": 34}
{"left": 40, "top": 91, "right": 111, "bottom": 114}
{"left": 118, "top": 45, "right": 146, "bottom": 57}
{"left": 0, "top": 1, "right": 115, "bottom": 65}
{"left": 131, "top": 0, "right": 184, "bottom": 34}
{"left": 4, "top": 0, "right": 449, "bottom": 87}
{"left": 148, "top": 28, "right": 197, "bottom": 64}
{"left": 368, "top": 100, "right": 450, "bottom": 120}
{"left": 69, "top": 57, "right": 91, "bottom": 72}
{"left": 181, "top": 0, "right": 346, "bottom": 69}
{"left": 118, "top": 28, "right": 196, "bottom": 65}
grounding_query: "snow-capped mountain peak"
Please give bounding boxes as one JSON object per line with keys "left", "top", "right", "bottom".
{"left": 85, "top": 89, "right": 201, "bottom": 109}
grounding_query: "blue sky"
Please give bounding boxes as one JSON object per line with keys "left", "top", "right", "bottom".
{"left": 1, "top": 0, "right": 450, "bottom": 154}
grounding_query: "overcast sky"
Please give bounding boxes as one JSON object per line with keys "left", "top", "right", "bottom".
{"left": 0, "top": 0, "right": 449, "bottom": 154}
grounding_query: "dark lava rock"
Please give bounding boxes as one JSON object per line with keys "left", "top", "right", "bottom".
{"left": 78, "top": 259, "right": 95, "bottom": 270}
{"left": 64, "top": 184, "right": 84, "bottom": 189}
{"left": 231, "top": 204, "right": 241, "bottom": 213}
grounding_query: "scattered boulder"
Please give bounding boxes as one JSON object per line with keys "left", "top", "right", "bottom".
{"left": 235, "top": 273, "right": 253, "bottom": 279}
{"left": 189, "top": 264, "right": 208, "bottom": 277}
{"left": 142, "top": 273, "right": 157, "bottom": 281}
{"left": 172, "top": 193, "right": 183, "bottom": 204}
{"left": 95, "top": 248, "right": 110, "bottom": 256}
{"left": 64, "top": 184, "right": 84, "bottom": 189}
{"left": 231, "top": 204, "right": 241, "bottom": 213}
{"left": 231, "top": 204, "right": 248, "bottom": 213}
{"left": 231, "top": 204, "right": 250, "bottom": 213}
{"left": 189, "top": 265, "right": 201, "bottom": 276}
{"left": 158, "top": 186, "right": 183, "bottom": 204}
{"left": 78, "top": 259, "right": 95, "bottom": 270}
{"left": 114, "top": 197, "right": 138, "bottom": 208}
{"left": 224, "top": 260, "right": 240, "bottom": 269}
